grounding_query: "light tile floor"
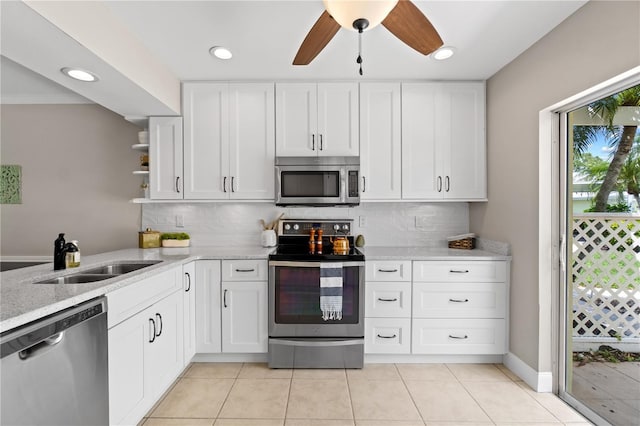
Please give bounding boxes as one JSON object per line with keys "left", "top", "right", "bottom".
{"left": 141, "top": 363, "right": 592, "bottom": 426}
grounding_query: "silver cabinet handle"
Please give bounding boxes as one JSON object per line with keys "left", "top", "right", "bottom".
{"left": 377, "top": 334, "right": 397, "bottom": 339}
{"left": 312, "top": 134, "right": 315, "bottom": 151}
{"left": 175, "top": 176, "right": 181, "bottom": 193}
{"left": 149, "top": 318, "right": 156, "bottom": 343}
{"left": 185, "top": 272, "right": 191, "bottom": 292}
{"left": 437, "top": 176, "right": 442, "bottom": 192}
{"left": 449, "top": 335, "right": 468, "bottom": 340}
{"left": 319, "top": 134, "right": 323, "bottom": 150}
{"left": 231, "top": 176, "right": 236, "bottom": 192}
{"left": 445, "top": 176, "right": 450, "bottom": 192}
{"left": 449, "top": 270, "right": 469, "bottom": 273}
{"left": 155, "top": 313, "right": 163, "bottom": 337}
{"left": 449, "top": 298, "right": 469, "bottom": 303}
{"left": 223, "top": 289, "right": 228, "bottom": 308}
{"left": 362, "top": 176, "right": 366, "bottom": 193}
{"left": 378, "top": 269, "right": 398, "bottom": 273}
{"left": 223, "top": 176, "right": 227, "bottom": 193}
{"left": 235, "top": 268, "right": 255, "bottom": 273}
{"left": 377, "top": 297, "right": 398, "bottom": 302}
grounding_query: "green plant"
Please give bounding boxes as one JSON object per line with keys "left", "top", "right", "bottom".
{"left": 161, "top": 232, "right": 190, "bottom": 240}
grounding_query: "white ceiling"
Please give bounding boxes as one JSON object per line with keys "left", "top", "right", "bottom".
{"left": 1, "top": 0, "right": 587, "bottom": 116}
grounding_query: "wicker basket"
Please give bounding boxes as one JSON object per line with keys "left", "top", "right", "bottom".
{"left": 448, "top": 237, "right": 475, "bottom": 250}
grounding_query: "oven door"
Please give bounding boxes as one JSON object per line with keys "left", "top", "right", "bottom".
{"left": 268, "top": 261, "right": 365, "bottom": 337}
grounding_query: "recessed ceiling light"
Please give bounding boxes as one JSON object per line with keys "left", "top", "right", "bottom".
{"left": 432, "top": 46, "right": 456, "bottom": 61}
{"left": 209, "top": 46, "right": 233, "bottom": 60}
{"left": 60, "top": 67, "right": 99, "bottom": 82}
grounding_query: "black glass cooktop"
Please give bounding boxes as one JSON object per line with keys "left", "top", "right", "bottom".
{"left": 269, "top": 237, "right": 364, "bottom": 262}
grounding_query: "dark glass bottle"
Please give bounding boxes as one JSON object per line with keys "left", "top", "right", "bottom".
{"left": 54, "top": 233, "right": 66, "bottom": 270}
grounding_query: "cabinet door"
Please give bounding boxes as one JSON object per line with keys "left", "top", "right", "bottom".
{"left": 182, "top": 262, "right": 196, "bottom": 364}
{"left": 275, "top": 83, "right": 317, "bottom": 156}
{"left": 221, "top": 281, "right": 268, "bottom": 353}
{"left": 441, "top": 82, "right": 486, "bottom": 200}
{"left": 317, "top": 82, "right": 359, "bottom": 156}
{"left": 195, "top": 260, "right": 222, "bottom": 353}
{"left": 108, "top": 309, "right": 147, "bottom": 426}
{"left": 144, "top": 291, "right": 184, "bottom": 404}
{"left": 150, "top": 116, "right": 183, "bottom": 199}
{"left": 229, "top": 83, "right": 275, "bottom": 200}
{"left": 183, "top": 82, "right": 229, "bottom": 199}
{"left": 401, "top": 83, "right": 442, "bottom": 199}
{"left": 359, "top": 83, "right": 401, "bottom": 200}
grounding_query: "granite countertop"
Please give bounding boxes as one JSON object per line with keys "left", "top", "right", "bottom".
{"left": 1, "top": 244, "right": 509, "bottom": 334}
{"left": 361, "top": 246, "right": 511, "bottom": 261}
{"left": 0, "top": 246, "right": 274, "bottom": 333}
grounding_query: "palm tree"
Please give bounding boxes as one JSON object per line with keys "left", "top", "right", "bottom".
{"left": 574, "top": 85, "right": 640, "bottom": 211}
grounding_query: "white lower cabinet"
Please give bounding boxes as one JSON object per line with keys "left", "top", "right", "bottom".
{"left": 108, "top": 285, "right": 183, "bottom": 426}
{"left": 195, "top": 259, "right": 268, "bottom": 354}
{"left": 412, "top": 318, "right": 506, "bottom": 354}
{"left": 365, "top": 317, "right": 411, "bottom": 354}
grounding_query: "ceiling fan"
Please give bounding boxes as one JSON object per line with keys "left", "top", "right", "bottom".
{"left": 293, "top": 0, "right": 444, "bottom": 70}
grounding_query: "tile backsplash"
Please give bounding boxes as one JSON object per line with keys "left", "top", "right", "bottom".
{"left": 142, "top": 202, "right": 469, "bottom": 247}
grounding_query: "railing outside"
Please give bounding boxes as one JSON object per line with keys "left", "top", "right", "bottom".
{"left": 571, "top": 213, "right": 640, "bottom": 351}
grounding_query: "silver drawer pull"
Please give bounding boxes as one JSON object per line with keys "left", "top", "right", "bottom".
{"left": 377, "top": 297, "right": 398, "bottom": 302}
{"left": 377, "top": 334, "right": 397, "bottom": 339}
{"left": 449, "top": 334, "right": 468, "bottom": 340}
{"left": 449, "top": 298, "right": 469, "bottom": 303}
{"left": 235, "top": 268, "right": 255, "bottom": 272}
{"left": 378, "top": 269, "right": 398, "bottom": 273}
{"left": 449, "top": 270, "right": 469, "bottom": 273}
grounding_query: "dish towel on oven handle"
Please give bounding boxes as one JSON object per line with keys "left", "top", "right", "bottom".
{"left": 320, "top": 262, "right": 343, "bottom": 321}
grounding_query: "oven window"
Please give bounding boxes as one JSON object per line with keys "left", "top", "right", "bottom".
{"left": 274, "top": 265, "right": 359, "bottom": 324}
{"left": 281, "top": 171, "right": 340, "bottom": 197}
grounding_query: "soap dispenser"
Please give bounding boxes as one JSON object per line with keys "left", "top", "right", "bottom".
{"left": 65, "top": 240, "right": 80, "bottom": 268}
{"left": 54, "top": 233, "right": 66, "bottom": 270}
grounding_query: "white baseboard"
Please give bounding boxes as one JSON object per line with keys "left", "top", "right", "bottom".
{"left": 503, "top": 352, "right": 553, "bottom": 392}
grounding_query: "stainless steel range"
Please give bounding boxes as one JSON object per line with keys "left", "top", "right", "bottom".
{"left": 268, "top": 219, "right": 365, "bottom": 368}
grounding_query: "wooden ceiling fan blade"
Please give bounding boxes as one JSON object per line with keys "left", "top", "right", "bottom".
{"left": 382, "top": 0, "right": 443, "bottom": 56}
{"left": 293, "top": 11, "right": 341, "bottom": 65}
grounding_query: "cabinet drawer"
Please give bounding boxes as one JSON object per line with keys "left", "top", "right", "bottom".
{"left": 413, "top": 282, "right": 506, "bottom": 318}
{"left": 222, "top": 259, "right": 267, "bottom": 281}
{"left": 366, "top": 261, "right": 411, "bottom": 281}
{"left": 365, "top": 318, "right": 411, "bottom": 354}
{"left": 413, "top": 261, "right": 506, "bottom": 282}
{"left": 411, "top": 319, "right": 506, "bottom": 354}
{"left": 107, "top": 268, "right": 181, "bottom": 328}
{"left": 365, "top": 282, "right": 411, "bottom": 318}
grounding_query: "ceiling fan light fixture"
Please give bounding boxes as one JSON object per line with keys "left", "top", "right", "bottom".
{"left": 323, "top": 0, "right": 398, "bottom": 31}
{"left": 432, "top": 46, "right": 455, "bottom": 60}
{"left": 209, "top": 46, "right": 233, "bottom": 60}
{"left": 60, "top": 67, "right": 99, "bottom": 82}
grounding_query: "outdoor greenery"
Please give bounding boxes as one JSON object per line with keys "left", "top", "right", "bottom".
{"left": 573, "top": 84, "right": 640, "bottom": 212}
{"left": 574, "top": 345, "right": 640, "bottom": 365}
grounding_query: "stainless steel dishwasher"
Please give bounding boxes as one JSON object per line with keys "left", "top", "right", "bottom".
{"left": 1, "top": 297, "right": 109, "bottom": 426}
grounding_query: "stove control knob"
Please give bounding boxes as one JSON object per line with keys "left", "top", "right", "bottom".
{"left": 293, "top": 224, "right": 299, "bottom": 231}
{"left": 284, "top": 224, "right": 291, "bottom": 231}
{"left": 342, "top": 224, "right": 349, "bottom": 231}
{"left": 333, "top": 224, "right": 340, "bottom": 231}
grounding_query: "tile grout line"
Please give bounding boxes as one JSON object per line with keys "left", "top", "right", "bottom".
{"left": 444, "top": 363, "right": 498, "bottom": 425}
{"left": 213, "top": 362, "right": 242, "bottom": 421}
{"left": 395, "top": 363, "right": 428, "bottom": 426}
{"left": 283, "top": 366, "right": 294, "bottom": 424}
{"left": 344, "top": 367, "right": 358, "bottom": 425}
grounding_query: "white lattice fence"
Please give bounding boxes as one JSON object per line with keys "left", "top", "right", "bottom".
{"left": 572, "top": 214, "right": 640, "bottom": 349}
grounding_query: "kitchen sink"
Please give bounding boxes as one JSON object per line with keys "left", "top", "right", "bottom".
{"left": 35, "top": 260, "right": 162, "bottom": 284}
{"left": 36, "top": 274, "right": 119, "bottom": 284}
{"left": 82, "top": 261, "right": 162, "bottom": 275}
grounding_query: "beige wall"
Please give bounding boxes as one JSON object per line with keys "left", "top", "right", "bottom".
{"left": 1, "top": 104, "right": 141, "bottom": 257}
{"left": 470, "top": 0, "right": 640, "bottom": 371}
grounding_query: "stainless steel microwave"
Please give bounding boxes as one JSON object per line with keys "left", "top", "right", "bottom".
{"left": 275, "top": 156, "right": 360, "bottom": 206}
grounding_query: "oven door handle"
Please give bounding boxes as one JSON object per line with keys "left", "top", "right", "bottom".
{"left": 268, "top": 261, "right": 365, "bottom": 268}
{"left": 269, "top": 338, "right": 364, "bottom": 347}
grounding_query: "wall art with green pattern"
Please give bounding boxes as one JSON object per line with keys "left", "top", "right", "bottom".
{"left": 1, "top": 165, "right": 22, "bottom": 204}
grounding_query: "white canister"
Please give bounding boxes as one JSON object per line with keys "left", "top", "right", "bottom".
{"left": 261, "top": 230, "right": 277, "bottom": 247}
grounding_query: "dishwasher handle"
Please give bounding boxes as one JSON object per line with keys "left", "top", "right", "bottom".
{"left": 1, "top": 297, "right": 107, "bottom": 359}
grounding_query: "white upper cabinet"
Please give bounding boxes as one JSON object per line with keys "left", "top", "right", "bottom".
{"left": 183, "top": 82, "right": 275, "bottom": 200}
{"left": 359, "top": 82, "right": 402, "bottom": 200}
{"left": 401, "top": 82, "right": 486, "bottom": 201}
{"left": 149, "top": 117, "right": 183, "bottom": 199}
{"left": 276, "top": 82, "right": 359, "bottom": 157}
